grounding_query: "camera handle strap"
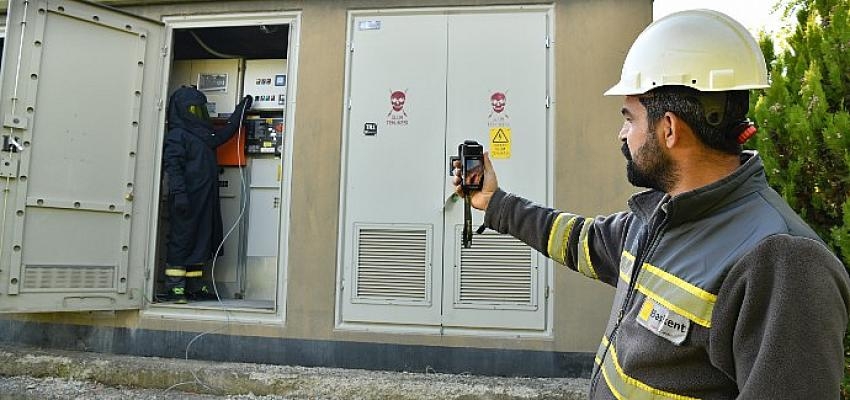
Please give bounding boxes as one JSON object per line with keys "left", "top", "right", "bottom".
{"left": 463, "top": 193, "right": 473, "bottom": 248}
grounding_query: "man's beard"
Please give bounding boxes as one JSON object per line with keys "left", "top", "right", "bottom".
{"left": 622, "top": 137, "right": 678, "bottom": 193}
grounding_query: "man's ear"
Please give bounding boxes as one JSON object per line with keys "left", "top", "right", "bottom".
{"left": 662, "top": 111, "right": 682, "bottom": 149}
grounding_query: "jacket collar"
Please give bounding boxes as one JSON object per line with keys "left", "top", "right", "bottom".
{"left": 628, "top": 151, "right": 767, "bottom": 226}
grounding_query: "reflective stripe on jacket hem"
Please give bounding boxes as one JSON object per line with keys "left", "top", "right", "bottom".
{"left": 596, "top": 336, "right": 700, "bottom": 400}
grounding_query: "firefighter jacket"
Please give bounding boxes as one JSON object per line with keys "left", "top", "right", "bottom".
{"left": 163, "top": 88, "right": 246, "bottom": 266}
{"left": 482, "top": 151, "right": 850, "bottom": 399}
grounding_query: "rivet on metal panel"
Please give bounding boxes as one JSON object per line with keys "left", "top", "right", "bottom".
{"left": 92, "top": 15, "right": 99, "bottom": 22}
{"left": 122, "top": 246, "right": 128, "bottom": 251}
{"left": 108, "top": 205, "right": 115, "bottom": 211}
{"left": 12, "top": 245, "right": 20, "bottom": 252}
{"left": 129, "top": 152, "right": 136, "bottom": 157}
{"left": 57, "top": 6, "right": 65, "bottom": 12}
{"left": 36, "top": 199, "right": 43, "bottom": 205}
{"left": 10, "top": 278, "right": 17, "bottom": 285}
{"left": 16, "top": 210, "right": 23, "bottom": 217}
{"left": 74, "top": 202, "right": 81, "bottom": 208}
{"left": 30, "top": 74, "right": 37, "bottom": 80}
{"left": 26, "top": 107, "right": 34, "bottom": 113}
{"left": 126, "top": 25, "right": 132, "bottom": 30}
{"left": 38, "top": 8, "right": 45, "bottom": 14}
{"left": 33, "top": 41, "right": 41, "bottom": 47}
{"left": 19, "top": 176, "right": 27, "bottom": 182}
{"left": 125, "top": 192, "right": 134, "bottom": 201}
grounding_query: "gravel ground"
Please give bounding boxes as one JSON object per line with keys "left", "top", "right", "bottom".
{"left": 0, "top": 345, "right": 590, "bottom": 400}
{"left": 0, "top": 375, "right": 225, "bottom": 399}
{"left": 0, "top": 373, "right": 589, "bottom": 400}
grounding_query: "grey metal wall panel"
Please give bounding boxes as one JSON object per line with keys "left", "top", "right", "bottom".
{"left": 339, "top": 12, "right": 448, "bottom": 326}
{"left": 441, "top": 9, "right": 550, "bottom": 330}
{"left": 0, "top": 0, "right": 164, "bottom": 312}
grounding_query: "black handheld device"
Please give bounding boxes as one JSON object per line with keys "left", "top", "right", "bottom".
{"left": 459, "top": 140, "right": 484, "bottom": 191}
{"left": 457, "top": 140, "right": 484, "bottom": 248}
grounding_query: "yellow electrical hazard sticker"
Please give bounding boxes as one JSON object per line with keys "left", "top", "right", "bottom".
{"left": 489, "top": 127, "right": 511, "bottom": 159}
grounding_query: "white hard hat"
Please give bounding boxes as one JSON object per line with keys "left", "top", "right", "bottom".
{"left": 604, "top": 9, "right": 769, "bottom": 96}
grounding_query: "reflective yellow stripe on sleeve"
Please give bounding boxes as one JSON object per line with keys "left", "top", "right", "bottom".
{"left": 185, "top": 271, "right": 203, "bottom": 278}
{"left": 576, "top": 219, "right": 599, "bottom": 279}
{"left": 547, "top": 213, "right": 578, "bottom": 265}
{"left": 164, "top": 268, "right": 186, "bottom": 277}
{"left": 596, "top": 336, "right": 700, "bottom": 400}
{"left": 635, "top": 263, "right": 716, "bottom": 328}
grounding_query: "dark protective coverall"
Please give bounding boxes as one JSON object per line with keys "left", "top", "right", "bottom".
{"left": 162, "top": 86, "right": 251, "bottom": 299}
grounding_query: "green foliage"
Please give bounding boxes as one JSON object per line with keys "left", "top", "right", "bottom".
{"left": 751, "top": 0, "right": 850, "bottom": 397}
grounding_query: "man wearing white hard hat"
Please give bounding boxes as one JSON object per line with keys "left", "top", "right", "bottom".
{"left": 454, "top": 9, "right": 849, "bottom": 399}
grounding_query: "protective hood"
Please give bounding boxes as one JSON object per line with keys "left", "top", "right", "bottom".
{"left": 167, "top": 86, "right": 214, "bottom": 133}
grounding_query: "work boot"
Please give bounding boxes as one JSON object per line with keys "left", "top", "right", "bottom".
{"left": 164, "top": 265, "right": 187, "bottom": 303}
{"left": 170, "top": 287, "right": 188, "bottom": 304}
{"left": 188, "top": 283, "right": 218, "bottom": 301}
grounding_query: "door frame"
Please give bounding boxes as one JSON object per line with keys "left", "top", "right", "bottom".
{"left": 141, "top": 11, "right": 301, "bottom": 324}
{"left": 335, "top": 5, "right": 555, "bottom": 337}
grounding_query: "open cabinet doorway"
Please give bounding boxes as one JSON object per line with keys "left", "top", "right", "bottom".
{"left": 1, "top": 27, "right": 5, "bottom": 70}
{"left": 151, "top": 15, "right": 297, "bottom": 315}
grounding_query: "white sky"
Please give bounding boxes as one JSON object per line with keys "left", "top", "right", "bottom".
{"left": 653, "top": 0, "right": 788, "bottom": 36}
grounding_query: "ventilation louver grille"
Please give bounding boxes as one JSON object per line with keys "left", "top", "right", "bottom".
{"left": 459, "top": 234, "right": 532, "bottom": 304}
{"left": 23, "top": 265, "right": 115, "bottom": 291}
{"left": 356, "top": 227, "right": 429, "bottom": 301}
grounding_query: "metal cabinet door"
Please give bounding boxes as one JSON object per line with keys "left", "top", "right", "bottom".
{"left": 0, "top": 0, "right": 164, "bottom": 312}
{"left": 442, "top": 10, "right": 551, "bottom": 330}
{"left": 339, "top": 13, "right": 448, "bottom": 326}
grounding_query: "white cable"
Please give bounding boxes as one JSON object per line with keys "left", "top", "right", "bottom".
{"left": 165, "top": 100, "right": 249, "bottom": 396}
{"left": 188, "top": 31, "right": 240, "bottom": 59}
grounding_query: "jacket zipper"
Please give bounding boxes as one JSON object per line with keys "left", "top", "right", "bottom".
{"left": 590, "top": 209, "right": 668, "bottom": 397}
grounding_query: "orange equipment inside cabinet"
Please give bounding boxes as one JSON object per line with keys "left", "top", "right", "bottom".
{"left": 213, "top": 118, "right": 247, "bottom": 166}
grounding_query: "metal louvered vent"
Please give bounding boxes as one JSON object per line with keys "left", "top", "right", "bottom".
{"left": 22, "top": 265, "right": 115, "bottom": 291}
{"left": 355, "top": 227, "right": 429, "bottom": 302}
{"left": 459, "top": 234, "right": 533, "bottom": 304}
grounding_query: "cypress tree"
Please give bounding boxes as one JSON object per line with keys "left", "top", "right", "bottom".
{"left": 751, "top": 0, "right": 850, "bottom": 395}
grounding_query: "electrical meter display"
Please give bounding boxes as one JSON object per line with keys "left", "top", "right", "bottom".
{"left": 245, "top": 118, "right": 283, "bottom": 155}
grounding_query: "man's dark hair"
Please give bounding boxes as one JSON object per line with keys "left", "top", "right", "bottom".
{"left": 638, "top": 86, "right": 750, "bottom": 155}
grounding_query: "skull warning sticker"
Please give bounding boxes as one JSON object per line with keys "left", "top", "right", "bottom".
{"left": 386, "top": 90, "right": 409, "bottom": 126}
{"left": 490, "top": 127, "right": 511, "bottom": 159}
{"left": 488, "top": 91, "right": 510, "bottom": 128}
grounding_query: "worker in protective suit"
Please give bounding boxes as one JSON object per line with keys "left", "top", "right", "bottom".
{"left": 163, "top": 86, "right": 252, "bottom": 303}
